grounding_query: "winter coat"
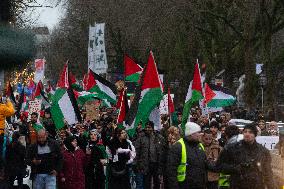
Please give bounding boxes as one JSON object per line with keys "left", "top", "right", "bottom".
{"left": 59, "top": 148, "right": 87, "bottom": 189}
{"left": 216, "top": 140, "right": 275, "bottom": 189}
{"left": 204, "top": 140, "right": 222, "bottom": 182}
{"left": 26, "top": 139, "right": 63, "bottom": 179}
{"left": 107, "top": 138, "right": 136, "bottom": 189}
{"left": 0, "top": 101, "right": 14, "bottom": 134}
{"left": 5, "top": 141, "right": 26, "bottom": 175}
{"left": 86, "top": 141, "right": 106, "bottom": 181}
{"left": 167, "top": 138, "right": 212, "bottom": 189}
{"left": 134, "top": 132, "right": 166, "bottom": 174}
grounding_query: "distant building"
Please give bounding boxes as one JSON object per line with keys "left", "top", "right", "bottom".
{"left": 33, "top": 26, "right": 50, "bottom": 58}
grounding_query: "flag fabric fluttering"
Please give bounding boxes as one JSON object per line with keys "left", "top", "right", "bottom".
{"left": 50, "top": 63, "right": 82, "bottom": 129}
{"left": 124, "top": 54, "right": 143, "bottom": 83}
{"left": 85, "top": 69, "right": 117, "bottom": 105}
{"left": 73, "top": 90, "right": 99, "bottom": 105}
{"left": 205, "top": 84, "right": 236, "bottom": 107}
{"left": 204, "top": 83, "right": 216, "bottom": 104}
{"left": 116, "top": 88, "right": 129, "bottom": 127}
{"left": 181, "top": 63, "right": 204, "bottom": 132}
{"left": 125, "top": 51, "right": 163, "bottom": 137}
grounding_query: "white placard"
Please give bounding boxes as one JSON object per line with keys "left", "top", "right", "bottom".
{"left": 27, "top": 99, "right": 42, "bottom": 122}
{"left": 88, "top": 23, "right": 108, "bottom": 74}
{"left": 256, "top": 136, "right": 279, "bottom": 150}
{"left": 149, "top": 107, "right": 161, "bottom": 131}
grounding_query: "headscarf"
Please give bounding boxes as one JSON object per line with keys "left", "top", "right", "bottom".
{"left": 64, "top": 136, "right": 76, "bottom": 152}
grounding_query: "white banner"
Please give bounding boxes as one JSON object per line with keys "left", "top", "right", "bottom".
{"left": 34, "top": 59, "right": 45, "bottom": 83}
{"left": 88, "top": 23, "right": 108, "bottom": 74}
{"left": 256, "top": 136, "right": 279, "bottom": 150}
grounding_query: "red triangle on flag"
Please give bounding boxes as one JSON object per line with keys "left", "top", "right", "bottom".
{"left": 57, "top": 63, "right": 69, "bottom": 89}
{"left": 69, "top": 72, "right": 77, "bottom": 85}
{"left": 141, "top": 51, "right": 163, "bottom": 91}
{"left": 168, "top": 87, "right": 175, "bottom": 114}
{"left": 192, "top": 63, "right": 203, "bottom": 93}
{"left": 124, "top": 55, "right": 142, "bottom": 77}
{"left": 204, "top": 83, "right": 216, "bottom": 104}
{"left": 85, "top": 69, "right": 97, "bottom": 91}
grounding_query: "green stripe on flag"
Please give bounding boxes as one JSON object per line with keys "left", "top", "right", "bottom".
{"left": 89, "top": 85, "right": 116, "bottom": 104}
{"left": 125, "top": 73, "right": 140, "bottom": 83}
{"left": 51, "top": 88, "right": 67, "bottom": 130}
{"left": 181, "top": 90, "right": 203, "bottom": 133}
{"left": 127, "top": 88, "right": 162, "bottom": 137}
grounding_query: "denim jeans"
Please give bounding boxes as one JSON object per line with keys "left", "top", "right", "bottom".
{"left": 33, "top": 174, "right": 56, "bottom": 189}
{"left": 135, "top": 172, "right": 144, "bottom": 189}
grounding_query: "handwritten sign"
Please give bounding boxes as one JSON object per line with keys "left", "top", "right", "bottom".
{"left": 27, "top": 99, "right": 42, "bottom": 122}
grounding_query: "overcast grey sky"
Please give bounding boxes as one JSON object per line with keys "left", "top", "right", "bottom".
{"left": 27, "top": 0, "right": 65, "bottom": 30}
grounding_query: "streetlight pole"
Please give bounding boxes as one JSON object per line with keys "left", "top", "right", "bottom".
{"left": 259, "top": 73, "right": 267, "bottom": 112}
{"left": 261, "top": 86, "right": 264, "bottom": 111}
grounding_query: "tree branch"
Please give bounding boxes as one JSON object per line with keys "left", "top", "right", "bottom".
{"left": 199, "top": 10, "right": 243, "bottom": 39}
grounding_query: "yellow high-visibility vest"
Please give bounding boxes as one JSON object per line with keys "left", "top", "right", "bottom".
{"left": 177, "top": 138, "right": 205, "bottom": 182}
{"left": 218, "top": 173, "right": 230, "bottom": 187}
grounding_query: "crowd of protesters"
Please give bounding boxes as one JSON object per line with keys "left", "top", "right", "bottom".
{"left": 0, "top": 97, "right": 279, "bottom": 189}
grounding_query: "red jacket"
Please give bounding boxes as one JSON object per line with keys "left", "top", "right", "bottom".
{"left": 59, "top": 148, "right": 88, "bottom": 189}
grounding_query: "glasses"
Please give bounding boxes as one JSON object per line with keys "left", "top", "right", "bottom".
{"left": 120, "top": 131, "right": 127, "bottom": 134}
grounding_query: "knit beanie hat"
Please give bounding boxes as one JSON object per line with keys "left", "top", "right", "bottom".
{"left": 184, "top": 122, "right": 201, "bottom": 137}
{"left": 90, "top": 129, "right": 101, "bottom": 139}
{"left": 244, "top": 123, "right": 258, "bottom": 136}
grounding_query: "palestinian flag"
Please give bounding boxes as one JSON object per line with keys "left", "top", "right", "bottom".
{"left": 116, "top": 88, "right": 129, "bottom": 127}
{"left": 181, "top": 63, "right": 203, "bottom": 132}
{"left": 70, "top": 72, "right": 84, "bottom": 91}
{"left": 125, "top": 51, "right": 163, "bottom": 137}
{"left": 51, "top": 63, "right": 82, "bottom": 129}
{"left": 73, "top": 90, "right": 99, "bottom": 105}
{"left": 85, "top": 69, "right": 117, "bottom": 104}
{"left": 205, "top": 84, "right": 236, "bottom": 107}
{"left": 124, "top": 55, "right": 143, "bottom": 83}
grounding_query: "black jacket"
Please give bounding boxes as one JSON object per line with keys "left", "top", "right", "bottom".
{"left": 26, "top": 139, "right": 63, "bottom": 178}
{"left": 6, "top": 141, "right": 26, "bottom": 174}
{"left": 166, "top": 138, "right": 211, "bottom": 189}
{"left": 216, "top": 140, "right": 275, "bottom": 189}
{"left": 134, "top": 132, "right": 166, "bottom": 175}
